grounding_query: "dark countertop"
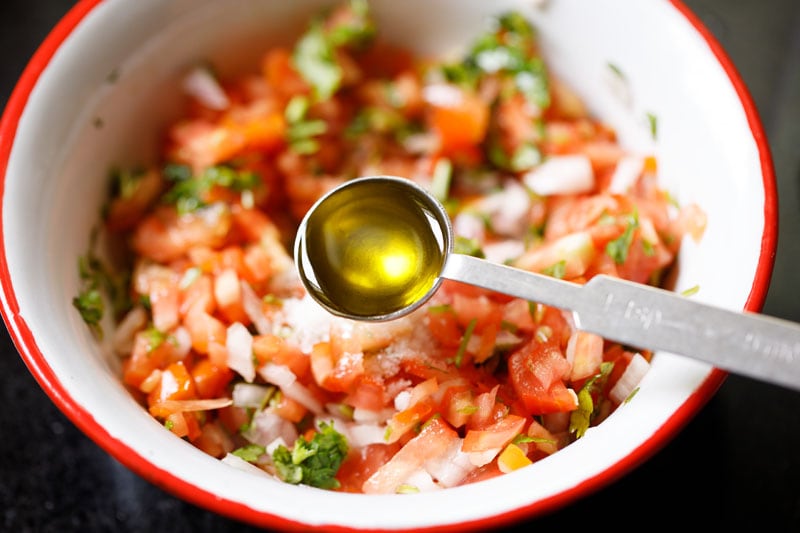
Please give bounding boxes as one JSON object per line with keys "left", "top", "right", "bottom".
{"left": 1, "top": 1, "right": 799, "bottom": 531}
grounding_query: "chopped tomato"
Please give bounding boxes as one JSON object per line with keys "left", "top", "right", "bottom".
{"left": 462, "top": 414, "right": 526, "bottom": 453}
{"left": 362, "top": 417, "right": 458, "bottom": 494}
{"left": 191, "top": 358, "right": 234, "bottom": 399}
{"left": 508, "top": 339, "right": 577, "bottom": 415}
{"left": 336, "top": 443, "right": 402, "bottom": 493}
{"left": 426, "top": 85, "right": 489, "bottom": 156}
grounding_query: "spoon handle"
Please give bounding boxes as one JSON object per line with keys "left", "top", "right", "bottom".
{"left": 442, "top": 254, "right": 800, "bottom": 392}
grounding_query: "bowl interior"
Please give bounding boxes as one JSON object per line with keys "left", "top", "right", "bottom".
{"left": 1, "top": 0, "right": 769, "bottom": 529}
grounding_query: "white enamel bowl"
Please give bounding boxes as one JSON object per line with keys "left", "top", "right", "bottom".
{"left": 0, "top": 0, "right": 776, "bottom": 531}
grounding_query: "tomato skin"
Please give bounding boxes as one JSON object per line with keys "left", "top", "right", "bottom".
{"left": 508, "top": 339, "right": 577, "bottom": 415}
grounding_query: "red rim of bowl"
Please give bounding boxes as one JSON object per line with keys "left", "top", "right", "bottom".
{"left": 0, "top": 0, "right": 778, "bottom": 531}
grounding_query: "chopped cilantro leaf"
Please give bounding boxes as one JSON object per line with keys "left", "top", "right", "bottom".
{"left": 272, "top": 421, "right": 348, "bottom": 489}
{"left": 681, "top": 285, "right": 700, "bottom": 297}
{"left": 454, "top": 318, "right": 477, "bottom": 368}
{"left": 232, "top": 444, "right": 266, "bottom": 463}
{"left": 72, "top": 288, "right": 104, "bottom": 335}
{"left": 605, "top": 210, "right": 639, "bottom": 264}
{"left": 542, "top": 260, "right": 566, "bottom": 279}
{"left": 454, "top": 236, "right": 485, "bottom": 258}
{"left": 73, "top": 228, "right": 133, "bottom": 338}
{"left": 293, "top": 22, "right": 342, "bottom": 101}
{"left": 569, "top": 362, "right": 614, "bottom": 438}
{"left": 646, "top": 112, "right": 658, "bottom": 140}
{"left": 291, "top": 1, "right": 375, "bottom": 102}
{"left": 162, "top": 164, "right": 260, "bottom": 214}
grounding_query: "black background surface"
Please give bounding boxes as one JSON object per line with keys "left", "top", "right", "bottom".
{"left": 1, "top": 1, "right": 799, "bottom": 531}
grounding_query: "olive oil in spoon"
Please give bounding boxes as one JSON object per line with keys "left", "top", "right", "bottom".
{"left": 294, "top": 175, "right": 800, "bottom": 392}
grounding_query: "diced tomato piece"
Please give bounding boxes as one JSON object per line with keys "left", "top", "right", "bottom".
{"left": 426, "top": 85, "right": 489, "bottom": 156}
{"left": 242, "top": 244, "right": 273, "bottom": 284}
{"left": 217, "top": 405, "right": 251, "bottom": 434}
{"left": 460, "top": 462, "right": 503, "bottom": 486}
{"left": 502, "top": 299, "right": 536, "bottom": 332}
{"left": 253, "top": 334, "right": 309, "bottom": 379}
{"left": 344, "top": 374, "right": 388, "bottom": 412}
{"left": 526, "top": 418, "right": 560, "bottom": 456}
{"left": 122, "top": 331, "right": 183, "bottom": 389}
{"left": 149, "top": 277, "right": 180, "bottom": 332}
{"left": 194, "top": 421, "right": 234, "bottom": 458}
{"left": 191, "top": 358, "right": 234, "bottom": 399}
{"left": 567, "top": 331, "right": 604, "bottom": 381}
{"left": 362, "top": 417, "right": 459, "bottom": 494}
{"left": 261, "top": 47, "right": 310, "bottom": 99}
{"left": 336, "top": 443, "right": 402, "bottom": 493}
{"left": 451, "top": 293, "right": 504, "bottom": 333}
{"left": 440, "top": 384, "right": 474, "bottom": 428}
{"left": 105, "top": 169, "right": 163, "bottom": 232}
{"left": 508, "top": 339, "right": 577, "bottom": 415}
{"left": 148, "top": 361, "right": 198, "bottom": 407}
{"left": 180, "top": 273, "right": 215, "bottom": 317}
{"left": 310, "top": 339, "right": 364, "bottom": 393}
{"left": 425, "top": 306, "right": 462, "bottom": 348}
{"left": 466, "top": 385, "right": 506, "bottom": 430}
{"left": 213, "top": 268, "right": 249, "bottom": 325}
{"left": 462, "top": 414, "right": 526, "bottom": 453}
{"left": 184, "top": 309, "right": 227, "bottom": 354}
{"left": 164, "top": 411, "right": 202, "bottom": 441}
{"left": 272, "top": 393, "right": 308, "bottom": 423}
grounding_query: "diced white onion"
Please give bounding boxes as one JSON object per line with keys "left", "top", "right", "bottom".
{"left": 422, "top": 83, "right": 462, "bottom": 107}
{"left": 352, "top": 407, "right": 395, "bottom": 424}
{"left": 468, "top": 447, "right": 502, "bottom": 467}
{"left": 170, "top": 326, "right": 192, "bottom": 359}
{"left": 265, "top": 436, "right": 288, "bottom": 455}
{"left": 394, "top": 390, "right": 411, "bottom": 411}
{"left": 240, "top": 280, "right": 272, "bottom": 335}
{"left": 259, "top": 363, "right": 323, "bottom": 414}
{"left": 608, "top": 156, "right": 644, "bottom": 194}
{"left": 226, "top": 322, "right": 255, "bottom": 383}
{"left": 345, "top": 422, "right": 387, "bottom": 447}
{"left": 423, "top": 438, "right": 475, "bottom": 487}
{"left": 243, "top": 409, "right": 298, "bottom": 447}
{"left": 481, "top": 180, "right": 531, "bottom": 237}
{"left": 523, "top": 154, "right": 594, "bottom": 196}
{"left": 401, "top": 468, "right": 441, "bottom": 492}
{"left": 483, "top": 240, "right": 525, "bottom": 265}
{"left": 453, "top": 211, "right": 486, "bottom": 242}
{"left": 610, "top": 352, "right": 650, "bottom": 404}
{"left": 183, "top": 65, "right": 230, "bottom": 110}
{"left": 259, "top": 362, "right": 296, "bottom": 389}
{"left": 112, "top": 306, "right": 148, "bottom": 356}
{"left": 232, "top": 383, "right": 273, "bottom": 409}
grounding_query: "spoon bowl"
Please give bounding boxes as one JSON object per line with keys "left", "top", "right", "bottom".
{"left": 295, "top": 176, "right": 452, "bottom": 321}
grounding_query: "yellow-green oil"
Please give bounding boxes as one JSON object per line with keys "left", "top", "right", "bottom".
{"left": 298, "top": 178, "right": 449, "bottom": 319}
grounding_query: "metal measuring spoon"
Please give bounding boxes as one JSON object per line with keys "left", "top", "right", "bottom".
{"left": 294, "top": 175, "right": 800, "bottom": 392}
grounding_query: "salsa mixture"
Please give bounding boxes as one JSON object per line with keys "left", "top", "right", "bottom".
{"left": 75, "top": 1, "right": 706, "bottom": 493}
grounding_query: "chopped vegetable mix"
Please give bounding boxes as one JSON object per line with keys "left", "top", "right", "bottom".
{"left": 76, "top": 1, "right": 706, "bottom": 494}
